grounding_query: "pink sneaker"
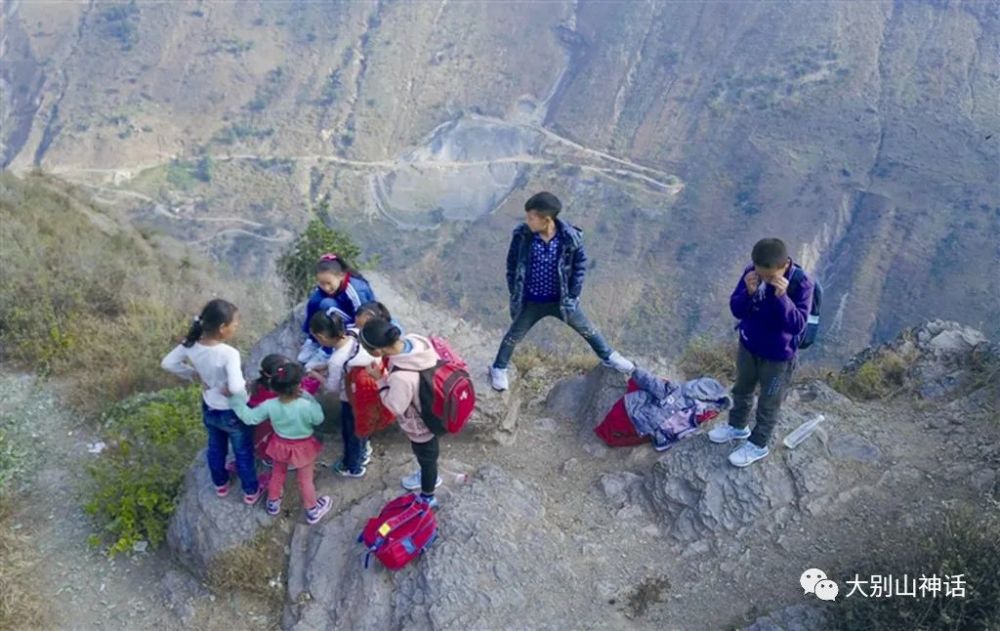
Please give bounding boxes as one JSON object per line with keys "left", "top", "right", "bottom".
{"left": 215, "top": 483, "right": 230, "bottom": 498}
{"left": 243, "top": 488, "right": 263, "bottom": 506}
{"left": 305, "top": 496, "right": 332, "bottom": 524}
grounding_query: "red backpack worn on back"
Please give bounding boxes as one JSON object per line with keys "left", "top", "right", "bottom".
{"left": 358, "top": 493, "right": 438, "bottom": 570}
{"left": 393, "top": 336, "right": 476, "bottom": 436}
{"left": 346, "top": 365, "right": 397, "bottom": 438}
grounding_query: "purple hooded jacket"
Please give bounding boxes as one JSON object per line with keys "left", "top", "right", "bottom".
{"left": 729, "top": 261, "right": 814, "bottom": 362}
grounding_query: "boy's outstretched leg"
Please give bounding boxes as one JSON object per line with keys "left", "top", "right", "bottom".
{"left": 490, "top": 303, "right": 551, "bottom": 391}
{"left": 562, "top": 307, "right": 634, "bottom": 373}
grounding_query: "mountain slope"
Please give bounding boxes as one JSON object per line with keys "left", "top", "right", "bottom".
{"left": 2, "top": 0, "right": 997, "bottom": 360}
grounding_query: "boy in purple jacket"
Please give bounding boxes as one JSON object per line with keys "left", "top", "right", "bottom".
{"left": 708, "top": 238, "right": 814, "bottom": 467}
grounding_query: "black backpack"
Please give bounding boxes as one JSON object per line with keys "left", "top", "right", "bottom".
{"left": 790, "top": 266, "right": 822, "bottom": 350}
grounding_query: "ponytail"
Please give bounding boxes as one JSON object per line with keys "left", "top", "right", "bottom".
{"left": 182, "top": 299, "right": 238, "bottom": 348}
{"left": 257, "top": 353, "right": 293, "bottom": 391}
{"left": 270, "top": 360, "right": 304, "bottom": 397}
{"left": 309, "top": 308, "right": 347, "bottom": 340}
{"left": 182, "top": 316, "right": 204, "bottom": 348}
{"left": 360, "top": 318, "right": 402, "bottom": 350}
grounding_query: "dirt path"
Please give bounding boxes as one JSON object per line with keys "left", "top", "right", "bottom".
{"left": 0, "top": 373, "right": 282, "bottom": 631}
{"left": 1, "top": 373, "right": 182, "bottom": 629}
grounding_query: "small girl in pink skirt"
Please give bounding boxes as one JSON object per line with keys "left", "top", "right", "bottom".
{"left": 229, "top": 359, "right": 332, "bottom": 524}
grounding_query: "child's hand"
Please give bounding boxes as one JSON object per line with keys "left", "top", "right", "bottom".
{"left": 744, "top": 271, "right": 760, "bottom": 294}
{"left": 365, "top": 361, "right": 383, "bottom": 380}
{"left": 306, "top": 370, "right": 325, "bottom": 383}
{"left": 769, "top": 275, "right": 789, "bottom": 297}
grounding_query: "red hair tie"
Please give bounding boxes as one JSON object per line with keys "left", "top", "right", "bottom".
{"left": 319, "top": 253, "right": 339, "bottom": 262}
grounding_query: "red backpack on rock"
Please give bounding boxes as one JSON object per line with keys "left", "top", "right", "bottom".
{"left": 358, "top": 494, "right": 438, "bottom": 570}
{"left": 594, "top": 378, "right": 647, "bottom": 447}
{"left": 393, "top": 336, "right": 476, "bottom": 435}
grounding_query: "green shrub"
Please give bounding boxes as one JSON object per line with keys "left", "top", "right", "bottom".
{"left": 832, "top": 507, "right": 1000, "bottom": 630}
{"left": 832, "top": 350, "right": 908, "bottom": 400}
{"left": 212, "top": 123, "right": 273, "bottom": 145}
{"left": 166, "top": 160, "right": 198, "bottom": 190}
{"left": 84, "top": 386, "right": 204, "bottom": 555}
{"left": 276, "top": 200, "right": 362, "bottom": 305}
{"left": 98, "top": 1, "right": 140, "bottom": 51}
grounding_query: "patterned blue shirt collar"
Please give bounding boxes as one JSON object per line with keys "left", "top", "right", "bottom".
{"left": 525, "top": 232, "right": 561, "bottom": 302}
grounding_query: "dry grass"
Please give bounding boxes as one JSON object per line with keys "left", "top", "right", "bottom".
{"left": 677, "top": 336, "right": 737, "bottom": 383}
{"left": 207, "top": 525, "right": 288, "bottom": 609}
{"left": 0, "top": 497, "right": 46, "bottom": 631}
{"left": 512, "top": 343, "right": 600, "bottom": 377}
{"left": 0, "top": 171, "right": 284, "bottom": 418}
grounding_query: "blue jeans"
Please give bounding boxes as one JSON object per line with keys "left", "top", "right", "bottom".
{"left": 493, "top": 301, "right": 613, "bottom": 369}
{"left": 202, "top": 402, "right": 259, "bottom": 495}
{"left": 340, "top": 401, "right": 369, "bottom": 473}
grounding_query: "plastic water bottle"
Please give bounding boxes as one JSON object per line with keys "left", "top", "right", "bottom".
{"left": 783, "top": 414, "right": 826, "bottom": 449}
{"left": 439, "top": 469, "right": 470, "bottom": 485}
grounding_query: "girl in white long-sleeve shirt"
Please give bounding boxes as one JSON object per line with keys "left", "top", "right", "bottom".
{"left": 161, "top": 299, "right": 262, "bottom": 504}
{"left": 309, "top": 308, "right": 376, "bottom": 477}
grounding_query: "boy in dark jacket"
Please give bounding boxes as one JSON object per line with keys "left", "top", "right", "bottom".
{"left": 708, "top": 238, "right": 814, "bottom": 467}
{"left": 488, "top": 192, "right": 633, "bottom": 391}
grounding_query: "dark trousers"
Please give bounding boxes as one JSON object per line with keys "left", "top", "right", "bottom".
{"left": 493, "top": 301, "right": 613, "bottom": 369}
{"left": 728, "top": 343, "right": 796, "bottom": 448}
{"left": 340, "top": 401, "right": 369, "bottom": 473}
{"left": 410, "top": 436, "right": 440, "bottom": 495}
{"left": 203, "top": 402, "right": 259, "bottom": 495}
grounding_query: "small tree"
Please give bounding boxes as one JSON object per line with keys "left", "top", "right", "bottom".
{"left": 276, "top": 198, "right": 362, "bottom": 305}
{"left": 194, "top": 155, "right": 214, "bottom": 183}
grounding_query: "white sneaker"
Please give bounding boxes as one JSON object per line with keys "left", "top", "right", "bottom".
{"left": 489, "top": 366, "right": 509, "bottom": 392}
{"left": 728, "top": 441, "right": 769, "bottom": 468}
{"left": 707, "top": 424, "right": 752, "bottom": 444}
{"left": 297, "top": 339, "right": 320, "bottom": 364}
{"left": 602, "top": 351, "right": 634, "bottom": 374}
{"left": 401, "top": 470, "right": 443, "bottom": 491}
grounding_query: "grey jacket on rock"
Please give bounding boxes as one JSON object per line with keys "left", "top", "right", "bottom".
{"left": 625, "top": 368, "right": 732, "bottom": 438}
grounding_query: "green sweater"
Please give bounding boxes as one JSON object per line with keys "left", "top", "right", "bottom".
{"left": 229, "top": 391, "right": 324, "bottom": 439}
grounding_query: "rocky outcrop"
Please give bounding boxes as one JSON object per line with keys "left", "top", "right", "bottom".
{"left": 545, "top": 363, "right": 628, "bottom": 429}
{"left": 842, "top": 319, "right": 995, "bottom": 401}
{"left": 246, "top": 302, "right": 309, "bottom": 381}
{"left": 283, "top": 466, "right": 579, "bottom": 631}
{"left": 166, "top": 452, "right": 273, "bottom": 578}
{"left": 547, "top": 360, "right": 880, "bottom": 543}
{"left": 643, "top": 379, "right": 877, "bottom": 542}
